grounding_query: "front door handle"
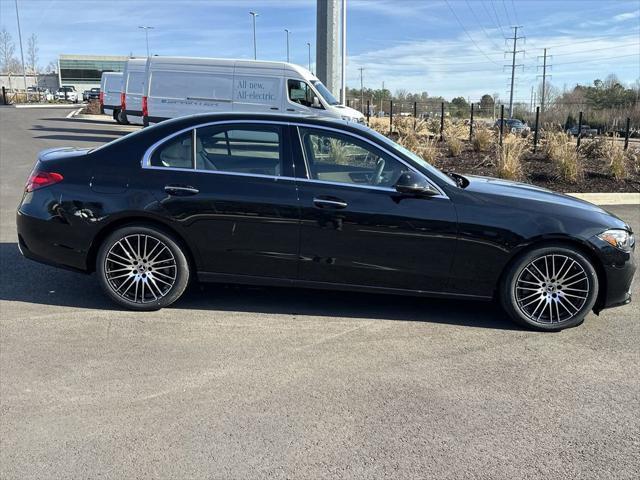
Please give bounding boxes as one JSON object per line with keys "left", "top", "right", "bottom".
{"left": 313, "top": 197, "right": 348, "bottom": 209}
{"left": 164, "top": 185, "right": 199, "bottom": 196}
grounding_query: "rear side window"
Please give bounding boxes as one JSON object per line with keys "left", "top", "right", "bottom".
{"left": 150, "top": 131, "right": 193, "bottom": 169}
{"left": 195, "top": 125, "right": 282, "bottom": 176}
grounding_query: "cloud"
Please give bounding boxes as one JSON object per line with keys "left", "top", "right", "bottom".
{"left": 613, "top": 10, "right": 640, "bottom": 21}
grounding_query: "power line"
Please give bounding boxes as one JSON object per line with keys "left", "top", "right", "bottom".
{"left": 479, "top": 0, "right": 506, "bottom": 38}
{"left": 527, "top": 32, "right": 640, "bottom": 50}
{"left": 464, "top": 0, "right": 503, "bottom": 50}
{"left": 501, "top": 0, "right": 513, "bottom": 27}
{"left": 444, "top": 0, "right": 502, "bottom": 66}
{"left": 486, "top": 0, "right": 508, "bottom": 38}
{"left": 551, "top": 42, "right": 639, "bottom": 57}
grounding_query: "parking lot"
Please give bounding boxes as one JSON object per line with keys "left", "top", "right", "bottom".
{"left": 1, "top": 107, "right": 639, "bottom": 479}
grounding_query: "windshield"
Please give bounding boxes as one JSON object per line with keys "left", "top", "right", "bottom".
{"left": 365, "top": 128, "right": 457, "bottom": 187}
{"left": 311, "top": 80, "right": 340, "bottom": 106}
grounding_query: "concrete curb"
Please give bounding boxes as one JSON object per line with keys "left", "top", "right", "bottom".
{"left": 567, "top": 193, "right": 640, "bottom": 205}
{"left": 10, "top": 103, "right": 84, "bottom": 109}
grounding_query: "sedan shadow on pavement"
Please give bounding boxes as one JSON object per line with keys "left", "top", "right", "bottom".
{"left": 0, "top": 242, "right": 519, "bottom": 330}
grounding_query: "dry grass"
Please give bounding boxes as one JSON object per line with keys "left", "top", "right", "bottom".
{"left": 443, "top": 122, "right": 467, "bottom": 157}
{"left": 496, "top": 134, "right": 526, "bottom": 180}
{"left": 602, "top": 136, "right": 627, "bottom": 181}
{"left": 328, "top": 138, "right": 349, "bottom": 165}
{"left": 472, "top": 126, "right": 494, "bottom": 153}
{"left": 545, "top": 132, "right": 582, "bottom": 183}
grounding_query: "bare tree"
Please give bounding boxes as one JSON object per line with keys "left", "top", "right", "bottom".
{"left": 45, "top": 61, "right": 57, "bottom": 74}
{"left": 27, "top": 33, "right": 39, "bottom": 75}
{"left": 1, "top": 27, "right": 17, "bottom": 72}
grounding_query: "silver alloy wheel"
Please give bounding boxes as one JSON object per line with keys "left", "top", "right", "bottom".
{"left": 514, "top": 254, "right": 590, "bottom": 324}
{"left": 104, "top": 234, "right": 177, "bottom": 304}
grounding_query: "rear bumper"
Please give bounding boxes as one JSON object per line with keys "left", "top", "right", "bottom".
{"left": 17, "top": 208, "right": 90, "bottom": 272}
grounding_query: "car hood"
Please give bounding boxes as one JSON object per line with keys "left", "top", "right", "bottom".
{"left": 464, "top": 174, "right": 609, "bottom": 214}
{"left": 332, "top": 104, "right": 365, "bottom": 120}
{"left": 38, "top": 147, "right": 92, "bottom": 162}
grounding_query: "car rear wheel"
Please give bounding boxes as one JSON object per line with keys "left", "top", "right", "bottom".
{"left": 500, "top": 245, "right": 599, "bottom": 331}
{"left": 97, "top": 226, "right": 190, "bottom": 311}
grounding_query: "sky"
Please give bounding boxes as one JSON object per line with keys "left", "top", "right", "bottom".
{"left": 0, "top": 0, "right": 638, "bottom": 101}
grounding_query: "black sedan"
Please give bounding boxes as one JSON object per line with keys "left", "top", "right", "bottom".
{"left": 17, "top": 113, "right": 635, "bottom": 330}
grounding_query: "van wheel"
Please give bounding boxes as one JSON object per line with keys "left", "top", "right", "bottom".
{"left": 97, "top": 225, "right": 190, "bottom": 311}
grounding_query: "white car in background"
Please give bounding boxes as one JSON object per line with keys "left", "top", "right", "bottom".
{"left": 55, "top": 86, "right": 78, "bottom": 103}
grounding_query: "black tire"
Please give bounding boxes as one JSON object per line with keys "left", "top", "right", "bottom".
{"left": 500, "top": 244, "right": 599, "bottom": 331}
{"left": 96, "top": 225, "right": 190, "bottom": 311}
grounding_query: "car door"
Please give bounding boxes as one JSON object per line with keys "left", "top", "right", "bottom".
{"left": 291, "top": 125, "right": 458, "bottom": 293}
{"left": 144, "top": 122, "right": 300, "bottom": 279}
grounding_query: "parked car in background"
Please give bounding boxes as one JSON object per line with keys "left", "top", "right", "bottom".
{"left": 567, "top": 125, "right": 598, "bottom": 137}
{"left": 99, "top": 72, "right": 123, "bottom": 121}
{"left": 87, "top": 87, "right": 101, "bottom": 101}
{"left": 55, "top": 86, "right": 78, "bottom": 103}
{"left": 121, "top": 58, "right": 147, "bottom": 126}
{"left": 82, "top": 90, "right": 91, "bottom": 101}
{"left": 26, "top": 86, "right": 53, "bottom": 101}
{"left": 143, "top": 56, "right": 365, "bottom": 126}
{"left": 16, "top": 113, "right": 635, "bottom": 331}
{"left": 494, "top": 118, "right": 530, "bottom": 135}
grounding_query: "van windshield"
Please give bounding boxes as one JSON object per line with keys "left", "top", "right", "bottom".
{"left": 311, "top": 80, "right": 340, "bottom": 106}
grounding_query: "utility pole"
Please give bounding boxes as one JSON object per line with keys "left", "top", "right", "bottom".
{"left": 138, "top": 26, "right": 154, "bottom": 56}
{"left": 537, "top": 48, "right": 551, "bottom": 114}
{"left": 14, "top": 0, "right": 28, "bottom": 95}
{"left": 358, "top": 67, "right": 364, "bottom": 113}
{"left": 340, "top": 0, "right": 346, "bottom": 105}
{"left": 306, "top": 42, "right": 312, "bottom": 72}
{"left": 284, "top": 29, "right": 290, "bottom": 62}
{"left": 505, "top": 26, "right": 524, "bottom": 119}
{"left": 249, "top": 11, "right": 258, "bottom": 60}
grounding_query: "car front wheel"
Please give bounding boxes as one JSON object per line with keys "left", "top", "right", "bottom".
{"left": 97, "top": 225, "right": 190, "bottom": 311}
{"left": 500, "top": 245, "right": 599, "bottom": 331}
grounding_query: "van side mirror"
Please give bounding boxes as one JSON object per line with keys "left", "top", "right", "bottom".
{"left": 312, "top": 96, "right": 322, "bottom": 109}
{"left": 394, "top": 172, "right": 439, "bottom": 196}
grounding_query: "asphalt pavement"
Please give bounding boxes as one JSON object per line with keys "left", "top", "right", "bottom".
{"left": 1, "top": 107, "right": 639, "bottom": 479}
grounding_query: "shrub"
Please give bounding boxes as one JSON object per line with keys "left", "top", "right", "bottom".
{"left": 443, "top": 122, "right": 466, "bottom": 157}
{"left": 496, "top": 134, "right": 526, "bottom": 180}
{"left": 579, "top": 136, "right": 607, "bottom": 160}
{"left": 397, "top": 132, "right": 439, "bottom": 165}
{"left": 545, "top": 132, "right": 582, "bottom": 183}
{"left": 603, "top": 137, "right": 626, "bottom": 181}
{"left": 472, "top": 126, "right": 494, "bottom": 153}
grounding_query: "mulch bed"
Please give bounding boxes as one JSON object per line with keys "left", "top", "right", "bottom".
{"left": 434, "top": 146, "right": 640, "bottom": 193}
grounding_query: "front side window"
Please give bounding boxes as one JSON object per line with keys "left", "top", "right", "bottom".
{"left": 287, "top": 79, "right": 316, "bottom": 108}
{"left": 195, "top": 125, "right": 283, "bottom": 176}
{"left": 298, "top": 128, "right": 406, "bottom": 187}
{"left": 150, "top": 131, "right": 193, "bottom": 169}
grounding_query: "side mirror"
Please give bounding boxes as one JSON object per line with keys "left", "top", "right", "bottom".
{"left": 394, "top": 172, "right": 439, "bottom": 197}
{"left": 312, "top": 96, "right": 322, "bottom": 108}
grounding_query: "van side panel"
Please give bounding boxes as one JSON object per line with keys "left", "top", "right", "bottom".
{"left": 102, "top": 73, "right": 123, "bottom": 115}
{"left": 123, "top": 59, "right": 147, "bottom": 125}
{"left": 232, "top": 63, "right": 285, "bottom": 113}
{"left": 146, "top": 61, "right": 234, "bottom": 123}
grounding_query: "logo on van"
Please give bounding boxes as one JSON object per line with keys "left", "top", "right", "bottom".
{"left": 236, "top": 79, "right": 276, "bottom": 102}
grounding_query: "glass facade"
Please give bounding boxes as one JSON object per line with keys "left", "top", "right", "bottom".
{"left": 59, "top": 57, "right": 127, "bottom": 84}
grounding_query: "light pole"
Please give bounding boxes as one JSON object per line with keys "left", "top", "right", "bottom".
{"left": 306, "top": 42, "right": 312, "bottom": 72}
{"left": 249, "top": 11, "right": 258, "bottom": 60}
{"left": 14, "top": 0, "right": 28, "bottom": 96}
{"left": 138, "top": 26, "right": 154, "bottom": 56}
{"left": 284, "top": 29, "right": 290, "bottom": 63}
{"left": 340, "top": 0, "right": 346, "bottom": 105}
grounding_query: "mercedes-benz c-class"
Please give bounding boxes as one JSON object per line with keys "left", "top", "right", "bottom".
{"left": 17, "top": 113, "right": 635, "bottom": 330}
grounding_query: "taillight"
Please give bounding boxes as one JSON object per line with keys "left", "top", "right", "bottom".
{"left": 120, "top": 92, "right": 126, "bottom": 111}
{"left": 99, "top": 91, "right": 104, "bottom": 106}
{"left": 142, "top": 96, "right": 148, "bottom": 117}
{"left": 25, "top": 171, "right": 63, "bottom": 193}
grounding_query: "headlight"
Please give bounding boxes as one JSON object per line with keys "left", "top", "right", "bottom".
{"left": 597, "top": 229, "right": 634, "bottom": 252}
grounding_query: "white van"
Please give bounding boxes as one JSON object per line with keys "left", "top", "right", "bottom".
{"left": 122, "top": 58, "right": 147, "bottom": 125}
{"left": 100, "top": 72, "right": 123, "bottom": 121}
{"left": 143, "top": 56, "right": 364, "bottom": 126}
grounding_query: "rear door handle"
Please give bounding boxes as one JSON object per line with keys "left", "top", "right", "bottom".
{"left": 313, "top": 197, "right": 348, "bottom": 209}
{"left": 164, "top": 185, "right": 199, "bottom": 196}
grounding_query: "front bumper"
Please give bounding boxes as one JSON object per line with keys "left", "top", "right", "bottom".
{"left": 591, "top": 236, "right": 636, "bottom": 313}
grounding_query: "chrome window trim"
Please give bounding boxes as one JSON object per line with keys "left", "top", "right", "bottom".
{"left": 140, "top": 119, "right": 448, "bottom": 198}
